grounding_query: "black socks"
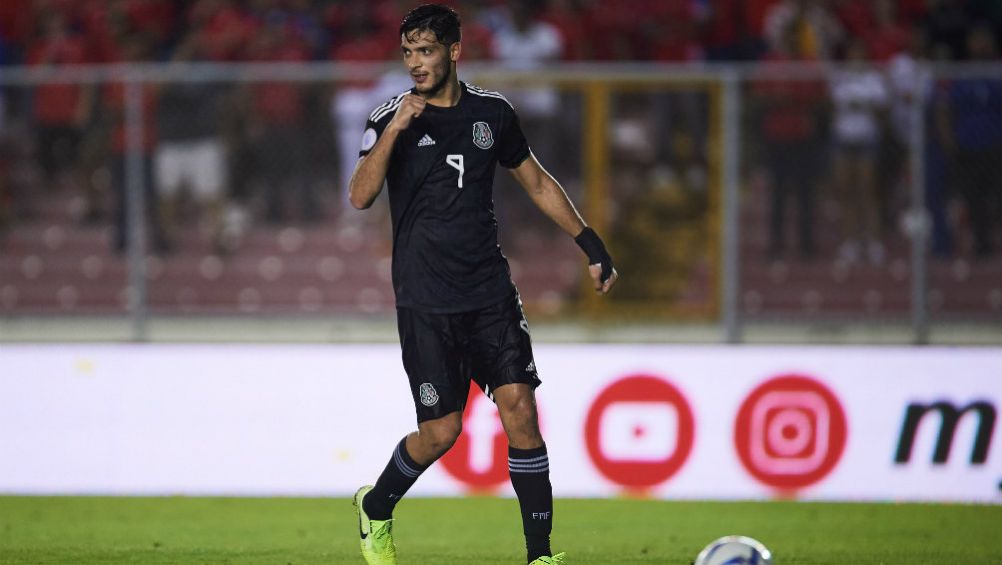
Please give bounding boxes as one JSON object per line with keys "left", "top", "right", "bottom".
{"left": 509, "top": 444, "right": 553, "bottom": 563}
{"left": 364, "top": 437, "right": 554, "bottom": 564}
{"left": 363, "top": 437, "right": 428, "bottom": 520}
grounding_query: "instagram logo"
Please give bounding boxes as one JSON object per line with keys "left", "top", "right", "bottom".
{"left": 735, "top": 375, "right": 847, "bottom": 491}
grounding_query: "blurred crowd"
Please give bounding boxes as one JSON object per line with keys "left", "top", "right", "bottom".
{"left": 750, "top": 0, "right": 1001, "bottom": 264}
{"left": 0, "top": 0, "right": 1000, "bottom": 65}
{"left": 0, "top": 0, "right": 999, "bottom": 263}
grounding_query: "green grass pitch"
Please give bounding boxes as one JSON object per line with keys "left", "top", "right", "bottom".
{"left": 1, "top": 496, "right": 1000, "bottom": 564}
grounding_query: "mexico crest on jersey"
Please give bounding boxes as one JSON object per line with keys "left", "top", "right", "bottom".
{"left": 419, "top": 383, "right": 439, "bottom": 406}
{"left": 472, "top": 121, "right": 494, "bottom": 149}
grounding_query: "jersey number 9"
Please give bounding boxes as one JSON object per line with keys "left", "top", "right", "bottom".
{"left": 446, "top": 154, "right": 464, "bottom": 189}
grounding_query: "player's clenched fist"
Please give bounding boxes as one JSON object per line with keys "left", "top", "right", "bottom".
{"left": 388, "top": 94, "right": 426, "bottom": 132}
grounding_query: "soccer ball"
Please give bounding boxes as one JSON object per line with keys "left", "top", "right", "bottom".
{"left": 694, "top": 535, "right": 773, "bottom": 565}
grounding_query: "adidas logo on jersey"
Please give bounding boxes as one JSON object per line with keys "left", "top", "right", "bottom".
{"left": 526, "top": 361, "right": 536, "bottom": 373}
{"left": 417, "top": 134, "right": 436, "bottom": 147}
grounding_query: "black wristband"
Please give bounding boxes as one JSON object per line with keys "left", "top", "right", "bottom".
{"left": 574, "top": 227, "right": 614, "bottom": 283}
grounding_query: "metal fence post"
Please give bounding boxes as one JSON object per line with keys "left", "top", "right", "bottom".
{"left": 124, "top": 73, "right": 149, "bottom": 341}
{"left": 722, "top": 69, "right": 742, "bottom": 343}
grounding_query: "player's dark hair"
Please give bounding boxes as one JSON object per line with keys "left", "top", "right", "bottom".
{"left": 400, "top": 4, "right": 461, "bottom": 46}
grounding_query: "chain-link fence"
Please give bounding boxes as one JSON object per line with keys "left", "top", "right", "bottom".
{"left": 737, "top": 61, "right": 1002, "bottom": 340}
{"left": 0, "top": 62, "right": 999, "bottom": 341}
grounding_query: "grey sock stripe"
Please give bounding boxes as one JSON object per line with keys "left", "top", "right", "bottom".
{"left": 508, "top": 454, "right": 549, "bottom": 464}
{"left": 508, "top": 464, "right": 549, "bottom": 474}
{"left": 509, "top": 462, "right": 549, "bottom": 470}
{"left": 393, "top": 446, "right": 420, "bottom": 478}
{"left": 509, "top": 454, "right": 549, "bottom": 473}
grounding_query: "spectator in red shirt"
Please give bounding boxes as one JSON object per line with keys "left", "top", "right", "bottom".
{"left": 189, "top": 0, "right": 253, "bottom": 62}
{"left": 0, "top": 89, "right": 11, "bottom": 228}
{"left": 646, "top": 0, "right": 701, "bottom": 61}
{"left": 242, "top": 21, "right": 317, "bottom": 223}
{"left": 0, "top": 0, "right": 33, "bottom": 51}
{"left": 833, "top": 0, "right": 874, "bottom": 39}
{"left": 540, "top": 0, "right": 589, "bottom": 60}
{"left": 864, "top": 0, "right": 911, "bottom": 61}
{"left": 753, "top": 22, "right": 826, "bottom": 260}
{"left": 700, "top": 0, "right": 744, "bottom": 61}
{"left": 77, "top": 0, "right": 175, "bottom": 63}
{"left": 742, "top": 0, "right": 782, "bottom": 59}
{"left": 328, "top": 3, "right": 395, "bottom": 77}
{"left": 26, "top": 11, "right": 93, "bottom": 186}
{"left": 248, "top": 0, "right": 325, "bottom": 59}
{"left": 582, "top": 0, "right": 636, "bottom": 60}
{"left": 102, "top": 32, "right": 168, "bottom": 254}
{"left": 76, "top": 0, "right": 127, "bottom": 64}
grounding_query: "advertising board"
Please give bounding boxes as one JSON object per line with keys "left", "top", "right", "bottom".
{"left": 1, "top": 345, "right": 998, "bottom": 502}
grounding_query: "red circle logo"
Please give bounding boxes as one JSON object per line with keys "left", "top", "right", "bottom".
{"left": 584, "top": 374, "right": 695, "bottom": 490}
{"left": 439, "top": 386, "right": 510, "bottom": 491}
{"left": 734, "top": 374, "right": 848, "bottom": 491}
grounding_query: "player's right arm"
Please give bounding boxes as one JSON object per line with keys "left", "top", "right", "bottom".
{"left": 348, "top": 94, "right": 426, "bottom": 210}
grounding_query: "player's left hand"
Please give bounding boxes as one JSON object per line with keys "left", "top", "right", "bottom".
{"left": 589, "top": 264, "right": 618, "bottom": 295}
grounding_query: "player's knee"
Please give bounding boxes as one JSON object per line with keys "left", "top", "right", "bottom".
{"left": 427, "top": 429, "right": 460, "bottom": 456}
{"left": 419, "top": 417, "right": 462, "bottom": 455}
{"left": 499, "top": 393, "right": 538, "bottom": 427}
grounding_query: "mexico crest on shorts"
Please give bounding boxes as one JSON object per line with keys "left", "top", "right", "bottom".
{"left": 472, "top": 121, "right": 494, "bottom": 149}
{"left": 419, "top": 383, "right": 439, "bottom": 406}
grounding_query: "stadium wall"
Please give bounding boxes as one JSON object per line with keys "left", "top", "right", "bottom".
{"left": 1, "top": 344, "right": 999, "bottom": 503}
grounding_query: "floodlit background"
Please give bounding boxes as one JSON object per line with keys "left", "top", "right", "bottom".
{"left": 0, "top": 0, "right": 1000, "bottom": 505}
{"left": 0, "top": 0, "right": 999, "bottom": 343}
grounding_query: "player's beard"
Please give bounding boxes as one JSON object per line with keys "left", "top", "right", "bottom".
{"left": 419, "top": 62, "right": 454, "bottom": 98}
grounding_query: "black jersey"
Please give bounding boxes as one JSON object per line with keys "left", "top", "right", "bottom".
{"left": 359, "top": 82, "right": 531, "bottom": 313}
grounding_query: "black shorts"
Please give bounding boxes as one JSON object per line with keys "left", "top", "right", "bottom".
{"left": 397, "top": 291, "right": 541, "bottom": 423}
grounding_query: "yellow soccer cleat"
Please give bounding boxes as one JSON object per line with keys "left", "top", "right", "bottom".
{"left": 353, "top": 486, "right": 397, "bottom": 565}
{"left": 529, "top": 552, "right": 567, "bottom": 565}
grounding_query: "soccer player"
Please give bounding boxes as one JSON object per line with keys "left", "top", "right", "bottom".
{"left": 348, "top": 5, "right": 618, "bottom": 565}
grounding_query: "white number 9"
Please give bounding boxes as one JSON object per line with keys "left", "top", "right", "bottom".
{"left": 446, "top": 154, "right": 464, "bottom": 189}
